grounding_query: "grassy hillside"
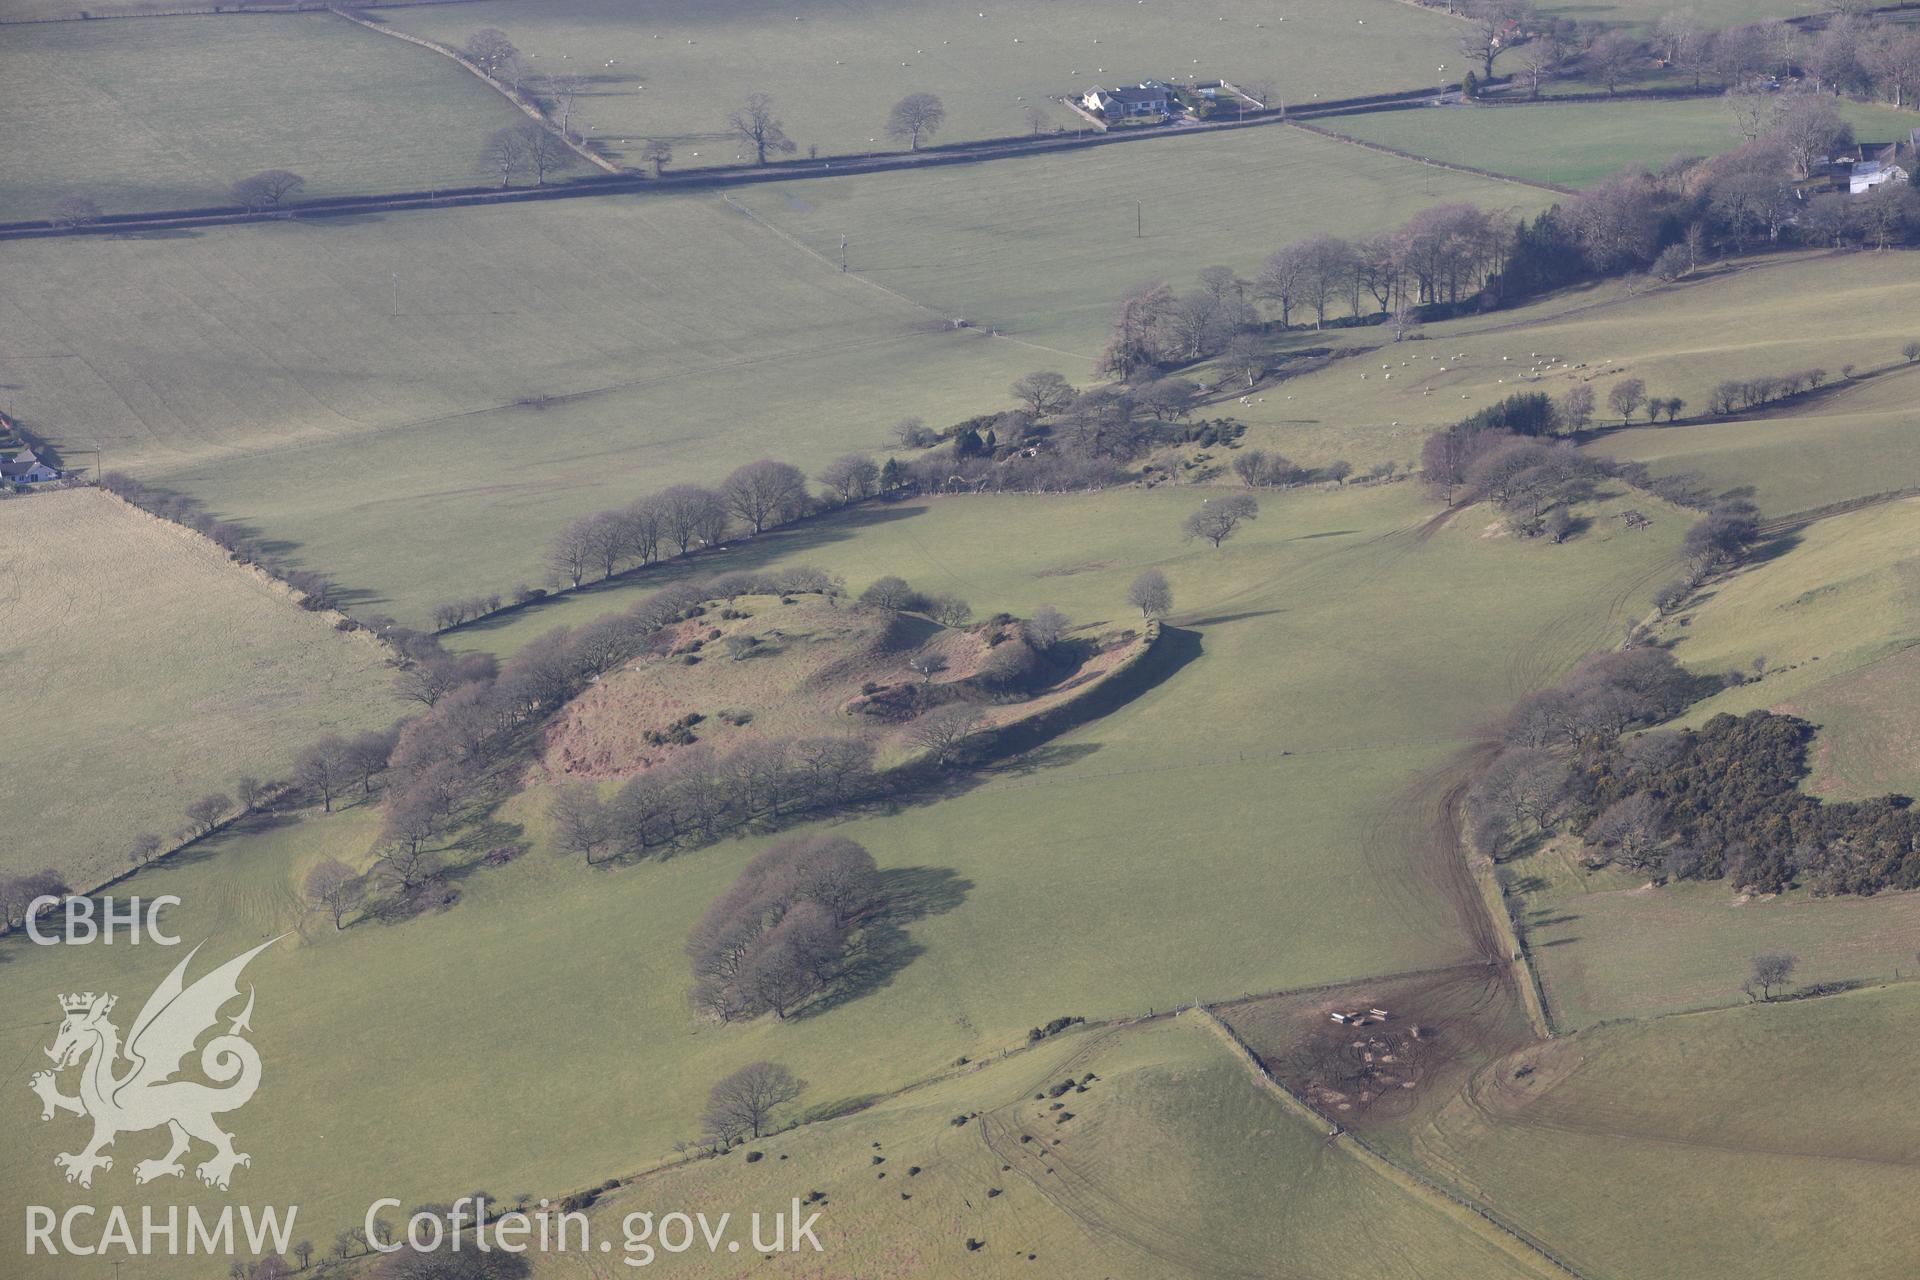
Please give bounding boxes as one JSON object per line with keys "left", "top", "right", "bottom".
{"left": 528, "top": 1015, "right": 1553, "bottom": 1279}
{"left": 729, "top": 123, "right": 1552, "bottom": 355}
{"left": 1200, "top": 252, "right": 1920, "bottom": 507}
{"left": 1583, "top": 365, "right": 1920, "bottom": 516}
{"left": 0, "top": 479, "right": 1684, "bottom": 1262}
{"left": 1658, "top": 496, "right": 1920, "bottom": 796}
{"left": 1413, "top": 985, "right": 1920, "bottom": 1280}
{"left": 382, "top": 0, "right": 1461, "bottom": 170}
{"left": 2, "top": 127, "right": 1543, "bottom": 622}
{"left": 0, "top": 12, "right": 529, "bottom": 220}
{"left": 1323, "top": 97, "right": 1920, "bottom": 189}
{"left": 1482, "top": 495, "right": 1920, "bottom": 1028}
{"left": 0, "top": 489, "right": 397, "bottom": 885}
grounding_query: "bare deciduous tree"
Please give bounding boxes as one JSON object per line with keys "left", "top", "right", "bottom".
{"left": 1010, "top": 371, "right": 1076, "bottom": 417}
{"left": 549, "top": 785, "right": 613, "bottom": 865}
{"left": 463, "top": 28, "right": 519, "bottom": 78}
{"left": 1127, "top": 568, "right": 1173, "bottom": 617}
{"left": 304, "top": 858, "right": 363, "bottom": 930}
{"left": 185, "top": 793, "right": 230, "bottom": 835}
{"left": 1459, "top": 0, "right": 1535, "bottom": 81}
{"left": 729, "top": 92, "right": 797, "bottom": 164}
{"left": 231, "top": 170, "right": 305, "bottom": 212}
{"left": 480, "top": 126, "right": 530, "bottom": 187}
{"left": 928, "top": 593, "right": 972, "bottom": 627}
{"left": 702, "top": 1061, "right": 806, "bottom": 1145}
{"left": 817, "top": 453, "right": 880, "bottom": 505}
{"left": 295, "top": 736, "right": 351, "bottom": 813}
{"left": 1182, "top": 493, "right": 1258, "bottom": 548}
{"left": 886, "top": 92, "right": 947, "bottom": 150}
{"left": 641, "top": 138, "right": 673, "bottom": 177}
{"left": 658, "top": 484, "right": 729, "bottom": 554}
{"left": 1022, "top": 605, "right": 1070, "bottom": 651}
{"left": 906, "top": 704, "right": 984, "bottom": 767}
{"left": 722, "top": 459, "right": 810, "bottom": 534}
{"left": 545, "top": 517, "right": 596, "bottom": 588}
{"left": 1607, "top": 378, "right": 1647, "bottom": 425}
{"left": 1746, "top": 949, "right": 1798, "bottom": 1000}
{"left": 235, "top": 775, "right": 266, "bottom": 813}
{"left": 51, "top": 195, "right": 101, "bottom": 231}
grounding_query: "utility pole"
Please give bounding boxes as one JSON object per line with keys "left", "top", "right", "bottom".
{"left": 1135, "top": 199, "right": 1142, "bottom": 239}
{"left": 840, "top": 235, "right": 848, "bottom": 272}
{"left": 391, "top": 271, "right": 400, "bottom": 318}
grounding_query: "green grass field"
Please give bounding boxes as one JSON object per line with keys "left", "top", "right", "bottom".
{"left": 1533, "top": 0, "right": 1811, "bottom": 31}
{"left": 1322, "top": 97, "right": 1920, "bottom": 189}
{"left": 1583, "top": 363, "right": 1920, "bottom": 516}
{"left": 1412, "top": 984, "right": 1920, "bottom": 1280}
{"left": 2, "top": 126, "right": 1542, "bottom": 624}
{"left": 527, "top": 1015, "right": 1552, "bottom": 1279}
{"left": 381, "top": 0, "right": 1462, "bottom": 171}
{"left": 0, "top": 489, "right": 397, "bottom": 886}
{"left": 0, "top": 479, "right": 1686, "bottom": 1266}
{"left": 1494, "top": 495, "right": 1920, "bottom": 1028}
{"left": 1655, "top": 497, "right": 1920, "bottom": 793}
{"left": 730, "top": 123, "right": 1552, "bottom": 356}
{"left": 0, "top": 12, "right": 529, "bottom": 220}
{"left": 1202, "top": 251, "right": 1920, "bottom": 507}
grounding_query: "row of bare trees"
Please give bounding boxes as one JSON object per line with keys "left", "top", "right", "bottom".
{"left": 550, "top": 733, "right": 886, "bottom": 870}
{"left": 100, "top": 472, "right": 348, "bottom": 612}
{"left": 1094, "top": 204, "right": 1509, "bottom": 384}
{"left": 432, "top": 457, "right": 864, "bottom": 634}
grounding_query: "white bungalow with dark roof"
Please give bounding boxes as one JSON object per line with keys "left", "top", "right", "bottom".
{"left": 1, "top": 451, "right": 61, "bottom": 483}
{"left": 1082, "top": 80, "right": 1173, "bottom": 118}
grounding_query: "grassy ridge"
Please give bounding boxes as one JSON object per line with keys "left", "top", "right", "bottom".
{"left": 1413, "top": 984, "right": 1920, "bottom": 1280}
{"left": 1201, "top": 252, "right": 1920, "bottom": 509}
{"left": 531, "top": 1016, "right": 1549, "bottom": 1279}
{"left": 0, "top": 480, "right": 1684, "bottom": 1265}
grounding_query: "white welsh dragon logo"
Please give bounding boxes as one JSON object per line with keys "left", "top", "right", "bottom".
{"left": 29, "top": 939, "right": 279, "bottom": 1191}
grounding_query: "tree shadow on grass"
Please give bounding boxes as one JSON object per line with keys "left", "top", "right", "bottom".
{"left": 794, "top": 865, "right": 973, "bottom": 1019}
{"left": 1174, "top": 608, "right": 1281, "bottom": 627}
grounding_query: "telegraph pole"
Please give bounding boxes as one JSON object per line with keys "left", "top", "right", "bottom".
{"left": 840, "top": 235, "right": 848, "bottom": 272}
{"left": 1135, "top": 199, "right": 1142, "bottom": 238}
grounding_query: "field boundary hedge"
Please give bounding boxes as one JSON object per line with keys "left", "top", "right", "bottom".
{"left": 0, "top": 80, "right": 1457, "bottom": 238}
{"left": 325, "top": 4, "right": 619, "bottom": 175}
{"left": 1288, "top": 118, "right": 1578, "bottom": 195}
{"left": 1196, "top": 1008, "right": 1589, "bottom": 1279}
{"left": 0, "top": 0, "right": 479, "bottom": 24}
